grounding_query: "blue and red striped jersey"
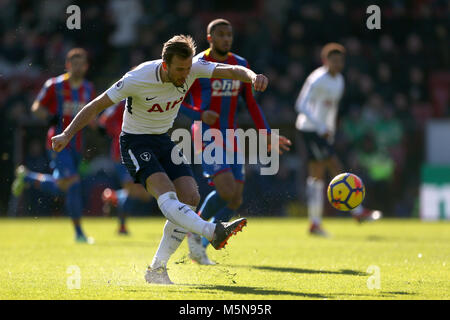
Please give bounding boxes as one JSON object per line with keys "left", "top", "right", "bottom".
{"left": 181, "top": 49, "right": 271, "bottom": 151}
{"left": 36, "top": 73, "right": 95, "bottom": 152}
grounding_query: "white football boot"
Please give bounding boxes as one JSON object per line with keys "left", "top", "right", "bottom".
{"left": 144, "top": 266, "right": 173, "bottom": 285}
{"left": 187, "top": 232, "right": 216, "bottom": 265}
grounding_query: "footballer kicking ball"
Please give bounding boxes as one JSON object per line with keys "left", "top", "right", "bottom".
{"left": 327, "top": 173, "right": 365, "bottom": 211}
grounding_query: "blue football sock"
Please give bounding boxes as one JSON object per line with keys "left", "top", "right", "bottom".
{"left": 201, "top": 236, "right": 210, "bottom": 248}
{"left": 122, "top": 196, "right": 135, "bottom": 215}
{"left": 75, "top": 224, "right": 84, "bottom": 237}
{"left": 66, "top": 182, "right": 83, "bottom": 221}
{"left": 116, "top": 189, "right": 128, "bottom": 210}
{"left": 116, "top": 189, "right": 129, "bottom": 225}
{"left": 24, "top": 172, "right": 63, "bottom": 196}
{"left": 198, "top": 190, "right": 227, "bottom": 220}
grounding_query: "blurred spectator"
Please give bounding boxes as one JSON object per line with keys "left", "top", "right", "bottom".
{"left": 108, "top": 0, "right": 143, "bottom": 48}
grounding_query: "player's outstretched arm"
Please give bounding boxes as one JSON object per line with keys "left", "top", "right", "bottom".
{"left": 31, "top": 100, "right": 50, "bottom": 122}
{"left": 212, "top": 64, "right": 268, "bottom": 92}
{"left": 51, "top": 93, "right": 114, "bottom": 152}
{"left": 268, "top": 133, "right": 292, "bottom": 155}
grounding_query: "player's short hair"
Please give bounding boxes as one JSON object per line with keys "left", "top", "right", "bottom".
{"left": 321, "top": 43, "right": 346, "bottom": 60}
{"left": 162, "top": 35, "right": 196, "bottom": 64}
{"left": 207, "top": 18, "right": 232, "bottom": 35}
{"left": 66, "top": 48, "right": 88, "bottom": 62}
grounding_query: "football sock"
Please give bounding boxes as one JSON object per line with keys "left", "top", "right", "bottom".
{"left": 201, "top": 234, "right": 210, "bottom": 248}
{"left": 118, "top": 215, "right": 126, "bottom": 227}
{"left": 66, "top": 182, "right": 83, "bottom": 222}
{"left": 74, "top": 224, "right": 84, "bottom": 237}
{"left": 24, "top": 172, "right": 63, "bottom": 196}
{"left": 307, "top": 177, "right": 324, "bottom": 226}
{"left": 157, "top": 192, "right": 215, "bottom": 241}
{"left": 151, "top": 203, "right": 197, "bottom": 269}
{"left": 65, "top": 182, "right": 84, "bottom": 237}
{"left": 202, "top": 206, "right": 235, "bottom": 248}
{"left": 315, "top": 179, "right": 325, "bottom": 224}
{"left": 198, "top": 190, "right": 227, "bottom": 220}
{"left": 151, "top": 220, "right": 188, "bottom": 269}
{"left": 116, "top": 189, "right": 128, "bottom": 210}
{"left": 117, "top": 189, "right": 130, "bottom": 226}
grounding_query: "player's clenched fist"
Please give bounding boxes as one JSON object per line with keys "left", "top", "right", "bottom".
{"left": 201, "top": 110, "right": 220, "bottom": 125}
{"left": 252, "top": 74, "right": 268, "bottom": 92}
{"left": 51, "top": 132, "right": 70, "bottom": 152}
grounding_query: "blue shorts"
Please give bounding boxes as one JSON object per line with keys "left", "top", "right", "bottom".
{"left": 48, "top": 148, "right": 81, "bottom": 180}
{"left": 119, "top": 132, "right": 194, "bottom": 187}
{"left": 201, "top": 145, "right": 245, "bottom": 185}
{"left": 115, "top": 162, "right": 133, "bottom": 185}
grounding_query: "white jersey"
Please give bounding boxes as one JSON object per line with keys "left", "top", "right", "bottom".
{"left": 106, "top": 57, "right": 217, "bottom": 134}
{"left": 295, "top": 66, "right": 344, "bottom": 139}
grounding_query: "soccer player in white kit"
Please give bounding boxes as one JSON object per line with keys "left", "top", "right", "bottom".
{"left": 51, "top": 35, "right": 269, "bottom": 284}
{"left": 295, "top": 43, "right": 381, "bottom": 236}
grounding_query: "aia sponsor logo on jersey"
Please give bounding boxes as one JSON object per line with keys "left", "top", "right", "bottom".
{"left": 211, "top": 79, "right": 240, "bottom": 97}
{"left": 147, "top": 96, "right": 184, "bottom": 113}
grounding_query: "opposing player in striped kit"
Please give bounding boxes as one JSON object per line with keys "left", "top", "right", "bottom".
{"left": 181, "top": 19, "right": 291, "bottom": 264}
{"left": 98, "top": 100, "right": 153, "bottom": 235}
{"left": 51, "top": 35, "right": 269, "bottom": 284}
{"left": 12, "top": 48, "right": 95, "bottom": 243}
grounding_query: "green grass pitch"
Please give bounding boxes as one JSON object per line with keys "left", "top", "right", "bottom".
{"left": 0, "top": 217, "right": 449, "bottom": 300}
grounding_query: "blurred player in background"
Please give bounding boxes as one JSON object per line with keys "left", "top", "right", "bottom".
{"left": 295, "top": 43, "right": 382, "bottom": 237}
{"left": 11, "top": 48, "right": 95, "bottom": 243}
{"left": 98, "top": 100, "right": 153, "bottom": 234}
{"left": 181, "top": 19, "right": 291, "bottom": 264}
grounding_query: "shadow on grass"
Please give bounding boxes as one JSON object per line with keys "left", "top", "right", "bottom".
{"left": 333, "top": 291, "right": 416, "bottom": 298}
{"left": 365, "top": 235, "right": 387, "bottom": 242}
{"left": 338, "top": 235, "right": 424, "bottom": 243}
{"left": 381, "top": 291, "right": 415, "bottom": 296}
{"left": 226, "top": 265, "right": 368, "bottom": 276}
{"left": 123, "top": 286, "right": 416, "bottom": 299}
{"left": 189, "top": 284, "right": 328, "bottom": 298}
{"left": 122, "top": 284, "right": 327, "bottom": 298}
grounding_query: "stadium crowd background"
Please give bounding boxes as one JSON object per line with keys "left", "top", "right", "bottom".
{"left": 0, "top": 0, "right": 448, "bottom": 218}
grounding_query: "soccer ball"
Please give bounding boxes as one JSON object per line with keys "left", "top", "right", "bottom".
{"left": 327, "top": 173, "right": 365, "bottom": 211}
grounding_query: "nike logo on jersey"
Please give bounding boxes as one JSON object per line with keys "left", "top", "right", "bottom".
{"left": 173, "top": 229, "right": 187, "bottom": 234}
{"left": 171, "top": 235, "right": 184, "bottom": 242}
{"left": 178, "top": 205, "right": 186, "bottom": 211}
{"left": 146, "top": 96, "right": 157, "bottom": 101}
